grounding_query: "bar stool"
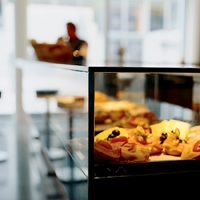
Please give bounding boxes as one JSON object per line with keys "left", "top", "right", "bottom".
{"left": 54, "top": 96, "right": 87, "bottom": 183}
{"left": 0, "top": 92, "right": 8, "bottom": 162}
{"left": 56, "top": 96, "right": 85, "bottom": 139}
{"left": 36, "top": 90, "right": 67, "bottom": 160}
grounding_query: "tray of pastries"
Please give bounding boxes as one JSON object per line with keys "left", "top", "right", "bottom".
{"left": 94, "top": 119, "right": 200, "bottom": 164}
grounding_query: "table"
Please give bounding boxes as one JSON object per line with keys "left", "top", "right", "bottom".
{"left": 36, "top": 90, "right": 67, "bottom": 160}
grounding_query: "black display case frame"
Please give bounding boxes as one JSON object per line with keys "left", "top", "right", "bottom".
{"left": 88, "top": 66, "right": 200, "bottom": 200}
{"left": 19, "top": 59, "right": 200, "bottom": 200}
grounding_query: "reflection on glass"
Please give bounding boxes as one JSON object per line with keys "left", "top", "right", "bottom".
{"left": 22, "top": 63, "right": 89, "bottom": 180}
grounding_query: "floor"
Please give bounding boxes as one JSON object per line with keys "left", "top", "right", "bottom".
{"left": 31, "top": 112, "right": 89, "bottom": 200}
{"left": 0, "top": 113, "right": 79, "bottom": 200}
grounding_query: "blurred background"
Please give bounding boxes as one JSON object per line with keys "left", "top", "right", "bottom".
{"left": 1, "top": 0, "right": 188, "bottom": 65}
{"left": 1, "top": 0, "right": 200, "bottom": 115}
{"left": 0, "top": 0, "right": 200, "bottom": 199}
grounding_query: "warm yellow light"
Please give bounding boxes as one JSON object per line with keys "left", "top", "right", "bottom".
{"left": 73, "top": 50, "right": 80, "bottom": 57}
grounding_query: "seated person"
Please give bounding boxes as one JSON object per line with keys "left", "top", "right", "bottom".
{"left": 57, "top": 22, "right": 88, "bottom": 65}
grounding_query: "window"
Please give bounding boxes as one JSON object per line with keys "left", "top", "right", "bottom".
{"left": 109, "top": 0, "right": 121, "bottom": 31}
{"left": 170, "top": 0, "right": 178, "bottom": 29}
{"left": 0, "top": 0, "right": 2, "bottom": 27}
{"left": 150, "top": 1, "right": 164, "bottom": 31}
{"left": 128, "top": 1, "right": 141, "bottom": 32}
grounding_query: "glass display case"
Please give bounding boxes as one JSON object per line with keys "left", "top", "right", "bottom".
{"left": 19, "top": 60, "right": 200, "bottom": 200}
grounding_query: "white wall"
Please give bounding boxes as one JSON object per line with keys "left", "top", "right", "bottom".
{"left": 184, "top": 0, "right": 200, "bottom": 64}
{"left": 142, "top": 30, "right": 183, "bottom": 63}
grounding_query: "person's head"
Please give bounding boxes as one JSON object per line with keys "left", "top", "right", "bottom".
{"left": 66, "top": 22, "right": 77, "bottom": 40}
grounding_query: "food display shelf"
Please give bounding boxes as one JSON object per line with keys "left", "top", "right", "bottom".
{"left": 18, "top": 59, "right": 200, "bottom": 200}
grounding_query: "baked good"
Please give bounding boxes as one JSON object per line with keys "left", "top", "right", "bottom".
{"left": 94, "top": 141, "right": 121, "bottom": 162}
{"left": 94, "top": 127, "right": 129, "bottom": 141}
{"left": 95, "top": 100, "right": 152, "bottom": 125}
{"left": 181, "top": 140, "right": 200, "bottom": 160}
{"left": 162, "top": 128, "right": 185, "bottom": 156}
{"left": 127, "top": 126, "right": 163, "bottom": 155}
{"left": 94, "top": 126, "right": 150, "bottom": 163}
{"left": 94, "top": 126, "right": 163, "bottom": 163}
{"left": 120, "top": 143, "right": 150, "bottom": 162}
{"left": 95, "top": 100, "right": 138, "bottom": 113}
{"left": 95, "top": 91, "right": 107, "bottom": 102}
{"left": 181, "top": 126, "right": 200, "bottom": 160}
{"left": 94, "top": 120, "right": 200, "bottom": 162}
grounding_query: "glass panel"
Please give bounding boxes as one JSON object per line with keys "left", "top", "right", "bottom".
{"left": 21, "top": 61, "right": 88, "bottom": 199}
{"left": 128, "top": 1, "right": 141, "bottom": 31}
{"left": 94, "top": 71, "right": 200, "bottom": 179}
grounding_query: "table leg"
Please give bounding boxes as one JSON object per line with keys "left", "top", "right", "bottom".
{"left": 45, "top": 99, "right": 66, "bottom": 160}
